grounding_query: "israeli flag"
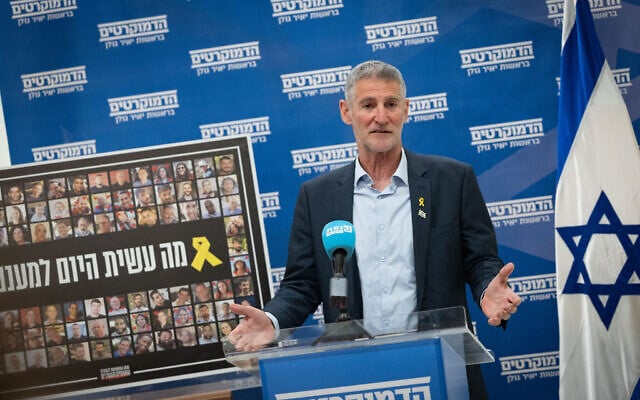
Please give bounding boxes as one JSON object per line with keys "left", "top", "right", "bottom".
{"left": 555, "top": 0, "right": 640, "bottom": 399}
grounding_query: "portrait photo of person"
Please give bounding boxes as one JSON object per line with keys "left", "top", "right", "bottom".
{"left": 175, "top": 326, "right": 197, "bottom": 348}
{"left": 4, "top": 183, "right": 24, "bottom": 205}
{"left": 215, "top": 301, "right": 236, "bottom": 321}
{"left": 179, "top": 201, "right": 200, "bottom": 222}
{"left": 46, "top": 178, "right": 67, "bottom": 199}
{"left": 30, "top": 222, "right": 51, "bottom": 243}
{"left": 73, "top": 216, "right": 94, "bottom": 237}
{"left": 225, "top": 215, "right": 245, "bottom": 237}
{"left": 47, "top": 345, "right": 69, "bottom": 367}
{"left": 195, "top": 157, "right": 215, "bottom": 179}
{"left": 67, "top": 175, "right": 88, "bottom": 196}
{"left": 66, "top": 322, "right": 88, "bottom": 342}
{"left": 158, "top": 204, "right": 179, "bottom": 225}
{"left": 218, "top": 320, "right": 237, "bottom": 341}
{"left": 155, "top": 184, "right": 176, "bottom": 205}
{"left": 70, "top": 195, "right": 92, "bottom": 217}
{"left": 1, "top": 310, "right": 20, "bottom": 330}
{"left": 173, "top": 160, "right": 194, "bottom": 181}
{"left": 112, "top": 336, "right": 134, "bottom": 358}
{"left": 26, "top": 348, "right": 48, "bottom": 369}
{"left": 88, "top": 172, "right": 110, "bottom": 193}
{"left": 200, "top": 199, "right": 221, "bottom": 219}
{"left": 63, "top": 301, "right": 85, "bottom": 322}
{"left": 0, "top": 227, "right": 7, "bottom": 247}
{"left": 3, "top": 330, "right": 24, "bottom": 352}
{"left": 170, "top": 286, "right": 191, "bottom": 306}
{"left": 195, "top": 303, "right": 215, "bottom": 323}
{"left": 233, "top": 277, "right": 254, "bottom": 297}
{"left": 192, "top": 282, "right": 212, "bottom": 303}
{"left": 212, "top": 279, "right": 234, "bottom": 300}
{"left": 115, "top": 210, "right": 137, "bottom": 231}
{"left": 5, "top": 352, "right": 27, "bottom": 373}
{"left": 128, "top": 292, "right": 149, "bottom": 313}
{"left": 131, "top": 166, "right": 153, "bottom": 187}
{"left": 135, "top": 186, "right": 155, "bottom": 208}
{"left": 109, "top": 316, "right": 131, "bottom": 336}
{"left": 20, "top": 307, "right": 41, "bottom": 328}
{"left": 85, "top": 298, "right": 106, "bottom": 319}
{"left": 28, "top": 201, "right": 48, "bottom": 223}
{"left": 221, "top": 195, "right": 242, "bottom": 216}
{"left": 24, "top": 328, "right": 44, "bottom": 350}
{"left": 173, "top": 306, "right": 194, "bottom": 327}
{"left": 176, "top": 181, "right": 196, "bottom": 202}
{"left": 91, "top": 193, "right": 113, "bottom": 214}
{"left": 69, "top": 342, "right": 90, "bottom": 363}
{"left": 227, "top": 236, "right": 247, "bottom": 256}
{"left": 0, "top": 207, "right": 5, "bottom": 227}
{"left": 49, "top": 199, "right": 70, "bottom": 220}
{"left": 9, "top": 224, "right": 30, "bottom": 246}
{"left": 152, "top": 163, "right": 173, "bottom": 184}
{"left": 107, "top": 295, "right": 128, "bottom": 316}
{"left": 215, "top": 154, "right": 235, "bottom": 176}
{"left": 109, "top": 169, "right": 131, "bottom": 191}
{"left": 137, "top": 206, "right": 158, "bottom": 228}
{"left": 94, "top": 213, "right": 115, "bottom": 234}
{"left": 7, "top": 204, "right": 26, "bottom": 226}
{"left": 149, "top": 288, "right": 171, "bottom": 310}
{"left": 197, "top": 178, "right": 217, "bottom": 199}
{"left": 198, "top": 323, "right": 218, "bottom": 344}
{"left": 230, "top": 255, "right": 251, "bottom": 277}
{"left": 113, "top": 189, "right": 135, "bottom": 211}
{"left": 25, "top": 180, "right": 45, "bottom": 202}
{"left": 90, "top": 340, "right": 112, "bottom": 360}
{"left": 42, "top": 304, "right": 63, "bottom": 325}
{"left": 134, "top": 333, "right": 155, "bottom": 354}
{"left": 45, "top": 325, "right": 66, "bottom": 346}
{"left": 155, "top": 330, "right": 175, "bottom": 351}
{"left": 219, "top": 175, "right": 239, "bottom": 196}
{"left": 131, "top": 312, "right": 152, "bottom": 334}
{"left": 87, "top": 318, "right": 108, "bottom": 339}
{"left": 53, "top": 219, "right": 73, "bottom": 240}
{"left": 152, "top": 308, "right": 173, "bottom": 330}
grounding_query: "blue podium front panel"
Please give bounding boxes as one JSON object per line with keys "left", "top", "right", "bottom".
{"left": 259, "top": 338, "right": 468, "bottom": 400}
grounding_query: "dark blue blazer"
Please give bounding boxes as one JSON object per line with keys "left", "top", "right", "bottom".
{"left": 264, "top": 149, "right": 502, "bottom": 399}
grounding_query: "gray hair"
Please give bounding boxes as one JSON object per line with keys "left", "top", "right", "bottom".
{"left": 344, "top": 60, "right": 406, "bottom": 105}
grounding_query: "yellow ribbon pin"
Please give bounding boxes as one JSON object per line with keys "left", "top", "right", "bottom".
{"left": 191, "top": 237, "right": 223, "bottom": 271}
{"left": 418, "top": 197, "right": 425, "bottom": 207}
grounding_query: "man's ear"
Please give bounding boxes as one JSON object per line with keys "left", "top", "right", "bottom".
{"left": 339, "top": 99, "right": 352, "bottom": 125}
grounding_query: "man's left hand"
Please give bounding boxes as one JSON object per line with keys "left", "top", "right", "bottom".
{"left": 481, "top": 262, "right": 522, "bottom": 327}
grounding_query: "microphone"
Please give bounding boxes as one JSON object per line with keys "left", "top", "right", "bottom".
{"left": 322, "top": 220, "right": 355, "bottom": 321}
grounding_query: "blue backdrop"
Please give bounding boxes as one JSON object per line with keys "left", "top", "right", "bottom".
{"left": 1, "top": 1, "right": 639, "bottom": 399}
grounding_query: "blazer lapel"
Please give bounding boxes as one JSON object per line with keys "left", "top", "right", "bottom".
{"left": 405, "top": 150, "right": 431, "bottom": 308}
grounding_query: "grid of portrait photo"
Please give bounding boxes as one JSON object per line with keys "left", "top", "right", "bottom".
{"left": 0, "top": 272, "right": 258, "bottom": 373}
{"left": 0, "top": 154, "right": 245, "bottom": 251}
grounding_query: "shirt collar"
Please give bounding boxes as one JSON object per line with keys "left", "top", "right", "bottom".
{"left": 354, "top": 149, "right": 409, "bottom": 189}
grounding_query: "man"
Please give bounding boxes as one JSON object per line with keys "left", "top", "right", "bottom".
{"left": 135, "top": 334, "right": 154, "bottom": 354}
{"left": 95, "top": 213, "right": 114, "bottom": 234}
{"left": 199, "top": 323, "right": 218, "bottom": 344}
{"left": 156, "top": 330, "right": 175, "bottom": 351}
{"left": 5, "top": 184, "right": 24, "bottom": 204}
{"left": 196, "top": 304, "right": 215, "bottom": 323}
{"left": 228, "top": 61, "right": 521, "bottom": 400}
{"left": 54, "top": 219, "right": 72, "bottom": 239}
{"left": 92, "top": 341, "right": 111, "bottom": 360}
{"left": 67, "top": 323, "right": 87, "bottom": 342}
{"left": 135, "top": 187, "right": 155, "bottom": 207}
{"left": 156, "top": 184, "right": 175, "bottom": 204}
{"left": 193, "top": 282, "right": 212, "bottom": 303}
{"left": 70, "top": 343, "right": 89, "bottom": 362}
{"left": 74, "top": 216, "right": 93, "bottom": 237}
{"left": 69, "top": 176, "right": 88, "bottom": 195}
{"left": 172, "top": 287, "right": 191, "bottom": 306}
{"left": 108, "top": 296, "right": 127, "bottom": 315}
{"left": 89, "top": 319, "right": 108, "bottom": 339}
{"left": 90, "top": 173, "right": 109, "bottom": 192}
{"left": 87, "top": 298, "right": 105, "bottom": 319}
{"left": 218, "top": 155, "right": 235, "bottom": 175}
{"left": 110, "top": 170, "right": 130, "bottom": 190}
{"left": 113, "top": 338, "right": 134, "bottom": 358}
{"left": 137, "top": 207, "right": 158, "bottom": 227}
{"left": 178, "top": 182, "right": 195, "bottom": 201}
{"left": 130, "top": 293, "right": 149, "bottom": 312}
{"left": 26, "top": 181, "right": 45, "bottom": 202}
{"left": 115, "top": 190, "right": 135, "bottom": 211}
{"left": 160, "top": 204, "right": 178, "bottom": 224}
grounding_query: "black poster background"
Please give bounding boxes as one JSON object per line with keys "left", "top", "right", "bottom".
{"left": 0, "top": 137, "right": 271, "bottom": 398}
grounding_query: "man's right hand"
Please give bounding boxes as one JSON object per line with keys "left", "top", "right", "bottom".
{"left": 227, "top": 303, "right": 276, "bottom": 352}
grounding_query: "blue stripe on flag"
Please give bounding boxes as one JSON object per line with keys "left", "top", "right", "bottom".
{"left": 557, "top": 0, "right": 605, "bottom": 178}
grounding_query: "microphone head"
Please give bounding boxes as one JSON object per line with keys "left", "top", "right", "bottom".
{"left": 321, "top": 220, "right": 355, "bottom": 262}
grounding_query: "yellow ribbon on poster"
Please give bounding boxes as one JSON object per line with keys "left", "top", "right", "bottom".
{"left": 191, "top": 237, "right": 223, "bottom": 271}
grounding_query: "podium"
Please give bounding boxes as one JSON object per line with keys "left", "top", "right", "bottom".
{"left": 225, "top": 307, "right": 494, "bottom": 400}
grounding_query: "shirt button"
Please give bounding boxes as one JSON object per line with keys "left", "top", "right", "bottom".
{"left": 378, "top": 224, "right": 384, "bottom": 231}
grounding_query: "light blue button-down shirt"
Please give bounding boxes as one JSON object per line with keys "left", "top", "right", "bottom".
{"left": 353, "top": 150, "right": 417, "bottom": 332}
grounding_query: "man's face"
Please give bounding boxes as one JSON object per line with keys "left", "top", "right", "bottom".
{"left": 94, "top": 175, "right": 102, "bottom": 185}
{"left": 159, "top": 188, "right": 172, "bottom": 204}
{"left": 178, "top": 289, "right": 190, "bottom": 302}
{"left": 185, "top": 203, "right": 198, "bottom": 219}
{"left": 25, "top": 310, "right": 36, "bottom": 324}
{"left": 162, "top": 207, "right": 175, "bottom": 222}
{"left": 196, "top": 285, "right": 209, "bottom": 301}
{"left": 203, "top": 325, "right": 213, "bottom": 339}
{"left": 68, "top": 303, "right": 78, "bottom": 315}
{"left": 339, "top": 78, "right": 408, "bottom": 158}
{"left": 138, "top": 188, "right": 151, "bottom": 205}
{"left": 75, "top": 345, "right": 86, "bottom": 359}
{"left": 91, "top": 322, "right": 105, "bottom": 337}
{"left": 240, "top": 281, "right": 251, "bottom": 293}
{"left": 220, "top": 158, "right": 233, "bottom": 173}
{"left": 182, "top": 183, "right": 192, "bottom": 196}
{"left": 77, "top": 218, "right": 89, "bottom": 232}
{"left": 137, "top": 336, "right": 152, "bottom": 351}
{"left": 32, "top": 184, "right": 43, "bottom": 197}
{"left": 8, "top": 186, "right": 21, "bottom": 202}
{"left": 46, "top": 306, "right": 57, "bottom": 320}
{"left": 96, "top": 216, "right": 111, "bottom": 233}
{"left": 58, "top": 222, "right": 69, "bottom": 236}
{"left": 134, "top": 295, "right": 143, "bottom": 307}
{"left": 72, "top": 324, "right": 82, "bottom": 337}
{"left": 152, "top": 293, "right": 164, "bottom": 306}
{"left": 34, "top": 224, "right": 47, "bottom": 240}
{"left": 140, "top": 210, "right": 156, "bottom": 226}
{"left": 114, "top": 319, "right": 127, "bottom": 333}
{"left": 91, "top": 301, "right": 101, "bottom": 315}
{"left": 73, "top": 178, "right": 84, "bottom": 192}
{"left": 119, "top": 192, "right": 132, "bottom": 206}
{"left": 110, "top": 297, "right": 121, "bottom": 310}
{"left": 159, "top": 331, "right": 172, "bottom": 345}
{"left": 137, "top": 168, "right": 148, "bottom": 182}
{"left": 116, "top": 171, "right": 126, "bottom": 184}
{"left": 199, "top": 306, "right": 210, "bottom": 319}
{"left": 95, "top": 343, "right": 105, "bottom": 355}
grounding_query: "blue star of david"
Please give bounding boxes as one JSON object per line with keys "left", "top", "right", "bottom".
{"left": 556, "top": 191, "right": 640, "bottom": 330}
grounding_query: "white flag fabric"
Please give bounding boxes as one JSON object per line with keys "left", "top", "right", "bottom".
{"left": 556, "top": 0, "right": 640, "bottom": 399}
